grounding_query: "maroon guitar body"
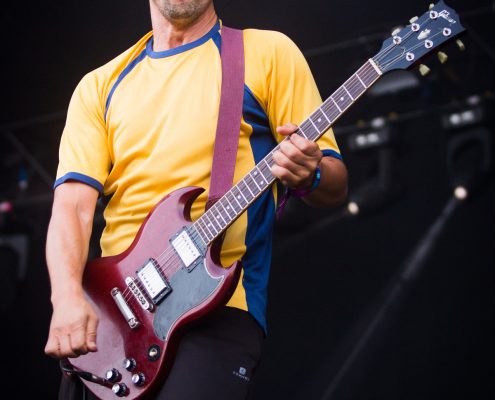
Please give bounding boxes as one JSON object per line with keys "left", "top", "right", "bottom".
{"left": 69, "top": 186, "right": 241, "bottom": 399}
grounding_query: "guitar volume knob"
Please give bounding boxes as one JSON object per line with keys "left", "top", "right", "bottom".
{"left": 112, "top": 383, "right": 129, "bottom": 397}
{"left": 123, "top": 357, "right": 137, "bottom": 371}
{"left": 131, "top": 372, "right": 146, "bottom": 386}
{"left": 105, "top": 368, "right": 121, "bottom": 383}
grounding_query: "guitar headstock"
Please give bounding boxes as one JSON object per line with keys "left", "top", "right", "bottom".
{"left": 374, "top": 1, "right": 466, "bottom": 74}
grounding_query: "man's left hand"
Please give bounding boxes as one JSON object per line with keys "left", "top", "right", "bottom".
{"left": 271, "top": 123, "right": 322, "bottom": 189}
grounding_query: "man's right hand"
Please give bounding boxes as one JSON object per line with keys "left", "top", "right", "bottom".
{"left": 44, "top": 182, "right": 100, "bottom": 359}
{"left": 45, "top": 292, "right": 99, "bottom": 358}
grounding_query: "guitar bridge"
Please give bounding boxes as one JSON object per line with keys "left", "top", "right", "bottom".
{"left": 125, "top": 277, "right": 153, "bottom": 311}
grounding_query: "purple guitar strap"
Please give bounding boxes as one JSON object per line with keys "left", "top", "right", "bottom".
{"left": 206, "top": 25, "right": 245, "bottom": 211}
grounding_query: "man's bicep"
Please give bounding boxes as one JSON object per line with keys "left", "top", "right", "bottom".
{"left": 53, "top": 181, "right": 99, "bottom": 221}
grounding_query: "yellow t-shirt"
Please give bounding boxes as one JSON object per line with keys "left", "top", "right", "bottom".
{"left": 55, "top": 21, "right": 341, "bottom": 331}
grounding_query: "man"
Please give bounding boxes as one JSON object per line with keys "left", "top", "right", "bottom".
{"left": 44, "top": 0, "right": 348, "bottom": 399}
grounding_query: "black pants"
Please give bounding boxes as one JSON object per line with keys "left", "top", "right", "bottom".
{"left": 59, "top": 307, "right": 264, "bottom": 400}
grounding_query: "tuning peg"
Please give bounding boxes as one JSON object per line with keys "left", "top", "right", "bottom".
{"left": 455, "top": 39, "right": 466, "bottom": 51}
{"left": 437, "top": 51, "right": 448, "bottom": 64}
{"left": 409, "top": 16, "right": 418, "bottom": 24}
{"left": 429, "top": 3, "right": 435, "bottom": 10}
{"left": 419, "top": 64, "right": 431, "bottom": 76}
{"left": 391, "top": 27, "right": 401, "bottom": 36}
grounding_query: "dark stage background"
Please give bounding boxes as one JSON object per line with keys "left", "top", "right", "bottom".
{"left": 1, "top": 1, "right": 494, "bottom": 399}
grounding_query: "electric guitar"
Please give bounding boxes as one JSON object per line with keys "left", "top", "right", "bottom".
{"left": 65, "top": 2, "right": 465, "bottom": 398}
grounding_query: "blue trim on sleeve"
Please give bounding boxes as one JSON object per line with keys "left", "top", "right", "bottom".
{"left": 146, "top": 20, "right": 220, "bottom": 59}
{"left": 54, "top": 172, "right": 104, "bottom": 194}
{"left": 322, "top": 149, "right": 343, "bottom": 160}
{"left": 104, "top": 48, "right": 147, "bottom": 121}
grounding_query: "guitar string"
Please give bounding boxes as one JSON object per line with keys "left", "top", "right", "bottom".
{"left": 119, "top": 61, "right": 386, "bottom": 304}
{"left": 118, "top": 61, "right": 399, "bottom": 303}
{"left": 120, "top": 14, "right": 440, "bottom": 303}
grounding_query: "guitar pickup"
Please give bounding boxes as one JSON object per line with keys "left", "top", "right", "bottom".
{"left": 170, "top": 227, "right": 205, "bottom": 272}
{"left": 136, "top": 259, "right": 172, "bottom": 305}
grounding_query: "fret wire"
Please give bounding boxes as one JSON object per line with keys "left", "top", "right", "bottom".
{"left": 213, "top": 202, "right": 228, "bottom": 225}
{"left": 319, "top": 107, "right": 332, "bottom": 124}
{"left": 335, "top": 87, "right": 352, "bottom": 106}
{"left": 202, "top": 213, "right": 218, "bottom": 236}
{"left": 334, "top": 88, "right": 352, "bottom": 111}
{"left": 241, "top": 176, "right": 256, "bottom": 198}
{"left": 197, "top": 216, "right": 213, "bottom": 239}
{"left": 298, "top": 126, "right": 308, "bottom": 139}
{"left": 322, "top": 101, "right": 339, "bottom": 121}
{"left": 343, "top": 85, "right": 354, "bottom": 100}
{"left": 348, "top": 75, "right": 365, "bottom": 98}
{"left": 356, "top": 72, "right": 367, "bottom": 88}
{"left": 205, "top": 209, "right": 221, "bottom": 233}
{"left": 224, "top": 195, "right": 238, "bottom": 218}
{"left": 251, "top": 169, "right": 266, "bottom": 189}
{"left": 300, "top": 120, "right": 317, "bottom": 141}
{"left": 206, "top": 208, "right": 221, "bottom": 231}
{"left": 189, "top": 225, "right": 206, "bottom": 247}
{"left": 233, "top": 184, "right": 249, "bottom": 205}
{"left": 310, "top": 108, "right": 330, "bottom": 133}
{"left": 255, "top": 166, "right": 270, "bottom": 185}
{"left": 194, "top": 60, "right": 382, "bottom": 245}
{"left": 245, "top": 173, "right": 261, "bottom": 197}
{"left": 261, "top": 160, "right": 274, "bottom": 181}
{"left": 308, "top": 117, "right": 321, "bottom": 134}
{"left": 309, "top": 110, "right": 327, "bottom": 134}
{"left": 229, "top": 189, "right": 243, "bottom": 209}
{"left": 330, "top": 96, "right": 342, "bottom": 112}
{"left": 262, "top": 158, "right": 272, "bottom": 172}
{"left": 196, "top": 219, "right": 211, "bottom": 242}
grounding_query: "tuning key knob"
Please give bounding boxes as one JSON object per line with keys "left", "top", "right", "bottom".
{"left": 419, "top": 64, "right": 431, "bottom": 76}
{"left": 429, "top": 3, "right": 435, "bottom": 10}
{"left": 456, "top": 39, "right": 466, "bottom": 51}
{"left": 409, "top": 16, "right": 418, "bottom": 24}
{"left": 391, "top": 27, "right": 401, "bottom": 36}
{"left": 437, "top": 51, "right": 448, "bottom": 64}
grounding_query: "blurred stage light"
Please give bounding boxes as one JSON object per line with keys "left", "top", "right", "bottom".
{"left": 347, "top": 117, "right": 393, "bottom": 152}
{"left": 454, "top": 186, "right": 468, "bottom": 200}
{"left": 347, "top": 201, "right": 359, "bottom": 215}
{"left": 441, "top": 95, "right": 486, "bottom": 131}
{"left": 444, "top": 94, "right": 493, "bottom": 198}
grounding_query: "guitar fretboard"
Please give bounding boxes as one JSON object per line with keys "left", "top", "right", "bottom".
{"left": 193, "top": 59, "right": 382, "bottom": 246}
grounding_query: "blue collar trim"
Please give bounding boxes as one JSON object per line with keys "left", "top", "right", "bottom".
{"left": 146, "top": 20, "right": 220, "bottom": 59}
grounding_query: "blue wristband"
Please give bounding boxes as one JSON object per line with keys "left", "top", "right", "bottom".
{"left": 289, "top": 166, "right": 321, "bottom": 197}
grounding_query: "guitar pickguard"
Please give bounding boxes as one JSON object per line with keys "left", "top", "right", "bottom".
{"left": 153, "top": 259, "right": 223, "bottom": 340}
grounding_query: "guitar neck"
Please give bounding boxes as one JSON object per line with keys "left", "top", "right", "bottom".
{"left": 193, "top": 58, "right": 382, "bottom": 246}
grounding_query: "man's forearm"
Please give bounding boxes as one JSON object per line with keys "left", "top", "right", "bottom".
{"left": 46, "top": 204, "right": 92, "bottom": 301}
{"left": 46, "top": 183, "right": 98, "bottom": 302}
{"left": 302, "top": 156, "right": 348, "bottom": 209}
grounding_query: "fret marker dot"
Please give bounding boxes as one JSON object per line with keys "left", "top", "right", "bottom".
{"left": 237, "top": 195, "right": 241, "bottom": 199}
{"left": 318, "top": 118, "right": 321, "bottom": 122}
{"left": 254, "top": 171, "right": 257, "bottom": 175}
{"left": 216, "top": 216, "right": 220, "bottom": 219}
{"left": 340, "top": 97, "right": 345, "bottom": 101}
{"left": 227, "top": 206, "right": 230, "bottom": 209}
{"left": 260, "top": 181, "right": 263, "bottom": 185}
